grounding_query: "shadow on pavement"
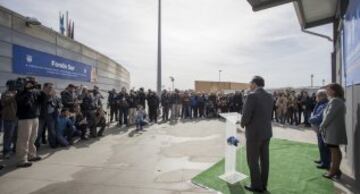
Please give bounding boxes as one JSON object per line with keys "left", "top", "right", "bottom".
{"left": 0, "top": 123, "right": 131, "bottom": 177}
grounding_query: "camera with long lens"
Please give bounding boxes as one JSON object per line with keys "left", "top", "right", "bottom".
{"left": 6, "top": 77, "right": 41, "bottom": 92}
{"left": 6, "top": 77, "right": 27, "bottom": 92}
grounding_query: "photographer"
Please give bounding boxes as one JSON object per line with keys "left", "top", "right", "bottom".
{"left": 15, "top": 79, "right": 46, "bottom": 168}
{"left": 36, "top": 83, "right": 62, "bottom": 149}
{"left": 61, "top": 84, "right": 77, "bottom": 112}
{"left": 56, "top": 108, "right": 77, "bottom": 147}
{"left": 91, "top": 107, "right": 106, "bottom": 137}
{"left": 81, "top": 88, "right": 101, "bottom": 138}
{"left": 74, "top": 104, "right": 88, "bottom": 140}
{"left": 147, "top": 90, "right": 160, "bottom": 123}
{"left": 1, "top": 80, "right": 18, "bottom": 159}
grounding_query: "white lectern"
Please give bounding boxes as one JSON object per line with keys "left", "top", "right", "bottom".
{"left": 219, "top": 112, "right": 248, "bottom": 184}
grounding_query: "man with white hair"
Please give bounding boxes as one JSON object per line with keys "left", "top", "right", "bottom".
{"left": 309, "top": 89, "right": 330, "bottom": 170}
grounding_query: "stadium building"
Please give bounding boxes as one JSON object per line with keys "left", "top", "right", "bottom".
{"left": 0, "top": 5, "right": 130, "bottom": 96}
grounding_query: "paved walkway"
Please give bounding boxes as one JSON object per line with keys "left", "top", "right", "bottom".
{"left": 0, "top": 119, "right": 357, "bottom": 194}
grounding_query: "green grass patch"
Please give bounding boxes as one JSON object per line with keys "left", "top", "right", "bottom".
{"left": 192, "top": 139, "right": 334, "bottom": 194}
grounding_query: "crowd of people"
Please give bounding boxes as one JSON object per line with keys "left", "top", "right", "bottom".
{"left": 272, "top": 90, "right": 317, "bottom": 127}
{"left": 0, "top": 77, "right": 107, "bottom": 168}
{"left": 0, "top": 76, "right": 245, "bottom": 169}
{"left": 0, "top": 76, "right": 348, "bottom": 189}
{"left": 107, "top": 88, "right": 245, "bottom": 127}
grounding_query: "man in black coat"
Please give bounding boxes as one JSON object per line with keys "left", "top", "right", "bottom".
{"left": 137, "top": 88, "right": 146, "bottom": 110}
{"left": 16, "top": 80, "right": 46, "bottom": 168}
{"left": 233, "top": 91, "right": 244, "bottom": 113}
{"left": 147, "top": 90, "right": 160, "bottom": 123}
{"left": 117, "top": 88, "right": 129, "bottom": 127}
{"left": 161, "top": 90, "right": 170, "bottom": 121}
{"left": 108, "top": 89, "right": 118, "bottom": 122}
{"left": 302, "top": 91, "right": 313, "bottom": 127}
{"left": 241, "top": 76, "right": 273, "bottom": 193}
{"left": 197, "top": 93, "right": 205, "bottom": 118}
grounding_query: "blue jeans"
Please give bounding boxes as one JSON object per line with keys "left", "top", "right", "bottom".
{"left": 56, "top": 126, "right": 75, "bottom": 147}
{"left": 136, "top": 119, "right": 146, "bottom": 129}
{"left": 317, "top": 133, "right": 331, "bottom": 167}
{"left": 3, "top": 120, "right": 16, "bottom": 154}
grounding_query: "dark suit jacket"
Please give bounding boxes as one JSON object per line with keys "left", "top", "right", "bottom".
{"left": 241, "top": 87, "right": 274, "bottom": 141}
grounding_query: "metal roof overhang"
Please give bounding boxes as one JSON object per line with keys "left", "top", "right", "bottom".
{"left": 247, "top": 0, "right": 339, "bottom": 29}
{"left": 246, "top": 0, "right": 294, "bottom": 11}
{"left": 294, "top": 0, "right": 339, "bottom": 29}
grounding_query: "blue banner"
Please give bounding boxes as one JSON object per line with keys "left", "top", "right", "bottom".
{"left": 12, "top": 44, "right": 93, "bottom": 82}
{"left": 343, "top": 0, "right": 360, "bottom": 86}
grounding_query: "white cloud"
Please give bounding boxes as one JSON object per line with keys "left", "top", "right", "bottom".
{"left": 0, "top": 0, "right": 332, "bottom": 90}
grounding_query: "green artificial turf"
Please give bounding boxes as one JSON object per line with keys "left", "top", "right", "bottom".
{"left": 192, "top": 139, "right": 334, "bottom": 194}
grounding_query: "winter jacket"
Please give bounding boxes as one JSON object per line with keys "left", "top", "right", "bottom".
{"left": 1, "top": 91, "right": 17, "bottom": 121}
{"left": 16, "top": 89, "right": 45, "bottom": 120}
{"left": 309, "top": 99, "right": 328, "bottom": 127}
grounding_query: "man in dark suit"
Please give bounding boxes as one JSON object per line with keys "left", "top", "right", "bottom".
{"left": 241, "top": 76, "right": 274, "bottom": 193}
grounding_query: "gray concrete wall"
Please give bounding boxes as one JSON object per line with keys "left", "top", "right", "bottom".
{"left": 0, "top": 5, "right": 130, "bottom": 97}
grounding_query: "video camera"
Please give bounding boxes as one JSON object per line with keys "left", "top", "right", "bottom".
{"left": 6, "top": 77, "right": 41, "bottom": 92}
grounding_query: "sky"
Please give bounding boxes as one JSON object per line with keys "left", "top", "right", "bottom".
{"left": 0, "top": 0, "right": 333, "bottom": 90}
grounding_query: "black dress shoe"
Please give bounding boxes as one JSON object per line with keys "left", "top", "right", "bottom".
{"left": 244, "top": 185, "right": 264, "bottom": 193}
{"left": 323, "top": 171, "right": 342, "bottom": 180}
{"left": 29, "top": 156, "right": 42, "bottom": 162}
{"left": 17, "top": 162, "right": 32, "bottom": 168}
{"left": 314, "top": 160, "right": 322, "bottom": 164}
{"left": 317, "top": 165, "right": 330, "bottom": 170}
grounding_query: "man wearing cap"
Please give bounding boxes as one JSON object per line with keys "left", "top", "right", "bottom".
{"left": 241, "top": 76, "right": 273, "bottom": 193}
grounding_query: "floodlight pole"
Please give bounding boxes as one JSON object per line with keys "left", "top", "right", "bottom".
{"left": 219, "top": 70, "right": 222, "bottom": 82}
{"left": 311, "top": 74, "right": 314, "bottom": 87}
{"left": 169, "top": 76, "right": 175, "bottom": 91}
{"left": 157, "top": 0, "right": 162, "bottom": 95}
